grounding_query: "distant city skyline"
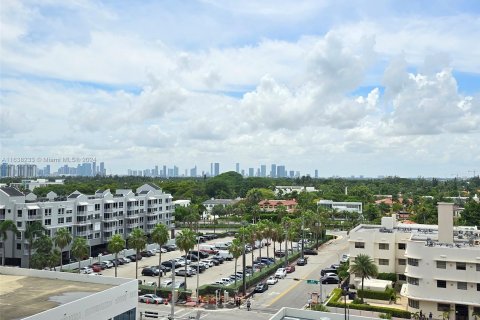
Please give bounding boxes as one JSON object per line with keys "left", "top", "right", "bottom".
{"left": 1, "top": 1, "right": 479, "bottom": 178}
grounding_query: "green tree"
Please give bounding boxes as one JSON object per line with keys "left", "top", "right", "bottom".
{"left": 25, "top": 221, "right": 46, "bottom": 268}
{"left": 459, "top": 200, "right": 480, "bottom": 226}
{"left": 151, "top": 223, "right": 170, "bottom": 285}
{"left": 176, "top": 228, "right": 196, "bottom": 290}
{"left": 228, "top": 238, "right": 243, "bottom": 286}
{"left": 0, "top": 220, "right": 18, "bottom": 266}
{"left": 129, "top": 227, "right": 147, "bottom": 279}
{"left": 211, "top": 205, "right": 225, "bottom": 234}
{"left": 71, "top": 237, "right": 89, "bottom": 273}
{"left": 350, "top": 254, "right": 378, "bottom": 303}
{"left": 108, "top": 234, "right": 125, "bottom": 277}
{"left": 53, "top": 227, "right": 72, "bottom": 271}
{"left": 31, "top": 234, "right": 55, "bottom": 270}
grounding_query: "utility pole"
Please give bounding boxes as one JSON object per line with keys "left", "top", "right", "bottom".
{"left": 170, "top": 259, "right": 175, "bottom": 320}
{"left": 196, "top": 222, "right": 200, "bottom": 306}
{"left": 301, "top": 216, "right": 305, "bottom": 260}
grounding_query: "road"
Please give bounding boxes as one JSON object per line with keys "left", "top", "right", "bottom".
{"left": 136, "top": 231, "right": 349, "bottom": 320}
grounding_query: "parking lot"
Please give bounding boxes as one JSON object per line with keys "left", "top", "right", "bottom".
{"left": 98, "top": 236, "right": 292, "bottom": 294}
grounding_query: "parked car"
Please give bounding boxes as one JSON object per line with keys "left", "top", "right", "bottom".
{"left": 142, "top": 267, "right": 160, "bottom": 276}
{"left": 112, "top": 258, "right": 124, "bottom": 265}
{"left": 138, "top": 294, "right": 163, "bottom": 304}
{"left": 211, "top": 256, "right": 224, "bottom": 264}
{"left": 266, "top": 276, "right": 278, "bottom": 285}
{"left": 120, "top": 257, "right": 131, "bottom": 264}
{"left": 189, "top": 250, "right": 209, "bottom": 259}
{"left": 91, "top": 262, "right": 106, "bottom": 270}
{"left": 320, "top": 268, "right": 338, "bottom": 276}
{"left": 162, "top": 245, "right": 176, "bottom": 252}
{"left": 190, "top": 263, "right": 206, "bottom": 273}
{"left": 285, "top": 265, "right": 296, "bottom": 273}
{"left": 80, "top": 267, "right": 93, "bottom": 274}
{"left": 321, "top": 274, "right": 340, "bottom": 284}
{"left": 274, "top": 250, "right": 286, "bottom": 257}
{"left": 331, "top": 264, "right": 341, "bottom": 270}
{"left": 340, "top": 254, "right": 350, "bottom": 263}
{"left": 127, "top": 254, "right": 141, "bottom": 261}
{"left": 303, "top": 249, "right": 318, "bottom": 255}
{"left": 203, "top": 259, "right": 218, "bottom": 266}
{"left": 175, "top": 269, "right": 193, "bottom": 277}
{"left": 183, "top": 254, "right": 199, "bottom": 262}
{"left": 162, "top": 260, "right": 181, "bottom": 269}
{"left": 89, "top": 264, "right": 102, "bottom": 273}
{"left": 297, "top": 258, "right": 307, "bottom": 266}
{"left": 140, "top": 251, "right": 153, "bottom": 257}
{"left": 275, "top": 268, "right": 287, "bottom": 279}
{"left": 254, "top": 282, "right": 269, "bottom": 293}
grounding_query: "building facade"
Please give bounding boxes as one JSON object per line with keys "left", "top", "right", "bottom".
{"left": 258, "top": 199, "right": 298, "bottom": 213}
{"left": 348, "top": 204, "right": 480, "bottom": 320}
{"left": 318, "top": 199, "right": 363, "bottom": 214}
{"left": 0, "top": 183, "right": 174, "bottom": 267}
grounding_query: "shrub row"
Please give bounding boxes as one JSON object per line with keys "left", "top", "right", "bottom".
{"left": 138, "top": 285, "right": 192, "bottom": 300}
{"left": 328, "top": 301, "right": 411, "bottom": 319}
{"left": 357, "top": 288, "right": 395, "bottom": 301}
{"left": 376, "top": 273, "right": 397, "bottom": 282}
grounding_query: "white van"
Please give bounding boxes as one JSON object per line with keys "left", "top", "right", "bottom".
{"left": 199, "top": 244, "right": 218, "bottom": 254}
{"left": 214, "top": 242, "right": 230, "bottom": 250}
{"left": 215, "top": 250, "right": 233, "bottom": 261}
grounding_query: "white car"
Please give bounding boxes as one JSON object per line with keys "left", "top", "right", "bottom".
{"left": 198, "top": 261, "right": 210, "bottom": 269}
{"left": 138, "top": 294, "right": 163, "bottom": 304}
{"left": 103, "top": 260, "right": 114, "bottom": 268}
{"left": 275, "top": 268, "right": 287, "bottom": 279}
{"left": 80, "top": 267, "right": 93, "bottom": 274}
{"left": 203, "top": 259, "right": 215, "bottom": 267}
{"left": 156, "top": 247, "right": 168, "bottom": 253}
{"left": 266, "top": 276, "right": 278, "bottom": 285}
{"left": 340, "top": 254, "right": 350, "bottom": 263}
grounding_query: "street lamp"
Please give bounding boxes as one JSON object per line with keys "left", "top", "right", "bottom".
{"left": 301, "top": 216, "right": 305, "bottom": 260}
{"left": 196, "top": 222, "right": 200, "bottom": 306}
{"left": 342, "top": 285, "right": 349, "bottom": 320}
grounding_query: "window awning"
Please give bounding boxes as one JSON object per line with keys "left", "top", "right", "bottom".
{"left": 0, "top": 205, "right": 5, "bottom": 209}
{"left": 27, "top": 205, "right": 40, "bottom": 210}
{"left": 105, "top": 200, "right": 114, "bottom": 204}
{"left": 128, "top": 198, "right": 136, "bottom": 202}
{"left": 149, "top": 197, "right": 156, "bottom": 200}
{"left": 78, "top": 202, "right": 89, "bottom": 206}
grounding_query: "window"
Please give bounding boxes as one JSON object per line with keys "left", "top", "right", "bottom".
{"left": 456, "top": 262, "right": 466, "bottom": 270}
{"left": 16, "top": 221, "right": 22, "bottom": 228}
{"left": 457, "top": 282, "right": 467, "bottom": 290}
{"left": 44, "top": 219, "right": 51, "bottom": 226}
{"left": 379, "top": 259, "right": 389, "bottom": 266}
{"left": 16, "top": 243, "right": 21, "bottom": 250}
{"left": 407, "top": 277, "right": 419, "bottom": 285}
{"left": 408, "top": 299, "right": 419, "bottom": 309}
{"left": 398, "top": 259, "right": 406, "bottom": 265}
{"left": 437, "top": 304, "right": 451, "bottom": 312}
{"left": 437, "top": 280, "right": 447, "bottom": 288}
{"left": 398, "top": 243, "right": 406, "bottom": 250}
{"left": 355, "top": 242, "right": 365, "bottom": 249}
{"left": 58, "top": 217, "right": 64, "bottom": 224}
{"left": 477, "top": 283, "right": 480, "bottom": 291}
{"left": 17, "top": 210, "right": 22, "bottom": 217}
{"left": 436, "top": 261, "right": 446, "bottom": 269}
{"left": 476, "top": 264, "right": 480, "bottom": 271}
{"left": 16, "top": 232, "right": 21, "bottom": 240}
{"left": 475, "top": 307, "right": 480, "bottom": 314}
{"left": 379, "top": 243, "right": 389, "bottom": 250}
{"left": 408, "top": 258, "right": 419, "bottom": 266}
{"left": 66, "top": 217, "right": 72, "bottom": 223}
{"left": 95, "top": 204, "right": 100, "bottom": 211}
{"left": 398, "top": 274, "right": 406, "bottom": 281}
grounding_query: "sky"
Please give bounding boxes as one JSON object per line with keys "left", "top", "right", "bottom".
{"left": 1, "top": 0, "right": 479, "bottom": 178}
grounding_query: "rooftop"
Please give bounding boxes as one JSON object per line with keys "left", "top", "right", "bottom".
{"left": 0, "top": 186, "right": 25, "bottom": 197}
{"left": 0, "top": 274, "right": 113, "bottom": 320}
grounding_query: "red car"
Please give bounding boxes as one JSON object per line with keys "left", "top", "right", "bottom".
{"left": 286, "top": 265, "right": 296, "bottom": 273}
{"left": 90, "top": 264, "right": 102, "bottom": 272}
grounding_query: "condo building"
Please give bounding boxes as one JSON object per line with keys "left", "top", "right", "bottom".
{"left": 0, "top": 183, "right": 174, "bottom": 267}
{"left": 349, "top": 203, "right": 480, "bottom": 320}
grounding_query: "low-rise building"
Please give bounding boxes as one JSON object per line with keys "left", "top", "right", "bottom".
{"left": 0, "top": 183, "right": 174, "bottom": 267}
{"left": 202, "top": 198, "right": 239, "bottom": 219}
{"left": 10, "top": 179, "right": 65, "bottom": 191}
{"left": 258, "top": 199, "right": 298, "bottom": 213}
{"left": 318, "top": 199, "right": 363, "bottom": 214}
{"left": 348, "top": 203, "right": 480, "bottom": 319}
{"left": 274, "top": 186, "right": 317, "bottom": 196}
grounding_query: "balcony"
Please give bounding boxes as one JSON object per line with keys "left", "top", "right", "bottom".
{"left": 102, "top": 215, "right": 117, "bottom": 222}
{"left": 76, "top": 230, "right": 91, "bottom": 237}
{"left": 103, "top": 224, "right": 117, "bottom": 231}
{"left": 75, "top": 220, "right": 90, "bottom": 226}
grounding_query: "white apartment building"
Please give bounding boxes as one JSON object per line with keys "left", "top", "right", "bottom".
{"left": 0, "top": 183, "right": 174, "bottom": 267}
{"left": 10, "top": 178, "right": 65, "bottom": 191}
{"left": 318, "top": 199, "right": 363, "bottom": 214}
{"left": 349, "top": 203, "right": 480, "bottom": 320}
{"left": 275, "top": 185, "right": 317, "bottom": 196}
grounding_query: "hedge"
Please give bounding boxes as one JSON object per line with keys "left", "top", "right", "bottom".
{"left": 377, "top": 273, "right": 397, "bottom": 283}
{"left": 326, "top": 288, "right": 409, "bottom": 319}
{"left": 138, "top": 285, "right": 192, "bottom": 300}
{"left": 357, "top": 288, "right": 395, "bottom": 301}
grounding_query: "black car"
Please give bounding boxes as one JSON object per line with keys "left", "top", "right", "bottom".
{"left": 211, "top": 256, "right": 224, "bottom": 264}
{"left": 303, "top": 249, "right": 318, "bottom": 255}
{"left": 321, "top": 275, "right": 340, "bottom": 284}
{"left": 162, "top": 244, "right": 177, "bottom": 251}
{"left": 127, "top": 254, "right": 142, "bottom": 261}
{"left": 274, "top": 250, "right": 286, "bottom": 257}
{"left": 190, "top": 263, "right": 206, "bottom": 273}
{"left": 183, "top": 254, "right": 199, "bottom": 261}
{"left": 113, "top": 258, "right": 124, "bottom": 265}
{"left": 297, "top": 258, "right": 308, "bottom": 266}
{"left": 189, "top": 250, "right": 209, "bottom": 259}
{"left": 162, "top": 260, "right": 181, "bottom": 269}
{"left": 254, "top": 282, "right": 269, "bottom": 293}
{"left": 142, "top": 267, "right": 160, "bottom": 276}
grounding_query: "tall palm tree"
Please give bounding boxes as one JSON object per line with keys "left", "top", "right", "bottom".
{"left": 71, "top": 237, "right": 89, "bottom": 273}
{"left": 175, "top": 228, "right": 196, "bottom": 290}
{"left": 350, "top": 254, "right": 378, "bottom": 303}
{"left": 108, "top": 234, "right": 125, "bottom": 277}
{"left": 53, "top": 227, "right": 72, "bottom": 271}
{"left": 262, "top": 221, "right": 274, "bottom": 260}
{"left": 0, "top": 220, "right": 18, "bottom": 266}
{"left": 151, "top": 223, "right": 169, "bottom": 285}
{"left": 245, "top": 225, "right": 256, "bottom": 265}
{"left": 270, "top": 223, "right": 280, "bottom": 255}
{"left": 228, "top": 238, "right": 243, "bottom": 286}
{"left": 129, "top": 228, "right": 147, "bottom": 279}
{"left": 25, "top": 221, "right": 46, "bottom": 268}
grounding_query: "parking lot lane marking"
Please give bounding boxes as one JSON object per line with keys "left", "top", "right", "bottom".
{"left": 266, "top": 279, "right": 302, "bottom": 307}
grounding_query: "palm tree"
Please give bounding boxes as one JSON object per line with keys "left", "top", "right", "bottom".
{"left": 25, "top": 221, "right": 46, "bottom": 268}
{"left": 228, "top": 238, "right": 243, "bottom": 286}
{"left": 53, "top": 227, "right": 72, "bottom": 271}
{"left": 350, "top": 254, "right": 378, "bottom": 303}
{"left": 270, "top": 223, "right": 280, "bottom": 255}
{"left": 0, "top": 220, "right": 18, "bottom": 266}
{"left": 151, "top": 223, "right": 169, "bottom": 285}
{"left": 128, "top": 228, "right": 147, "bottom": 279}
{"left": 245, "top": 225, "right": 257, "bottom": 265}
{"left": 175, "top": 228, "right": 196, "bottom": 290}
{"left": 108, "top": 234, "right": 125, "bottom": 277}
{"left": 71, "top": 237, "right": 89, "bottom": 273}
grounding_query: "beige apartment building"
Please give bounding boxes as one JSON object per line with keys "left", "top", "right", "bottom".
{"left": 349, "top": 203, "right": 480, "bottom": 320}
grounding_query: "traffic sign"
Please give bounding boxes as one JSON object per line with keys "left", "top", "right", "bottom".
{"left": 306, "top": 279, "right": 319, "bottom": 284}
